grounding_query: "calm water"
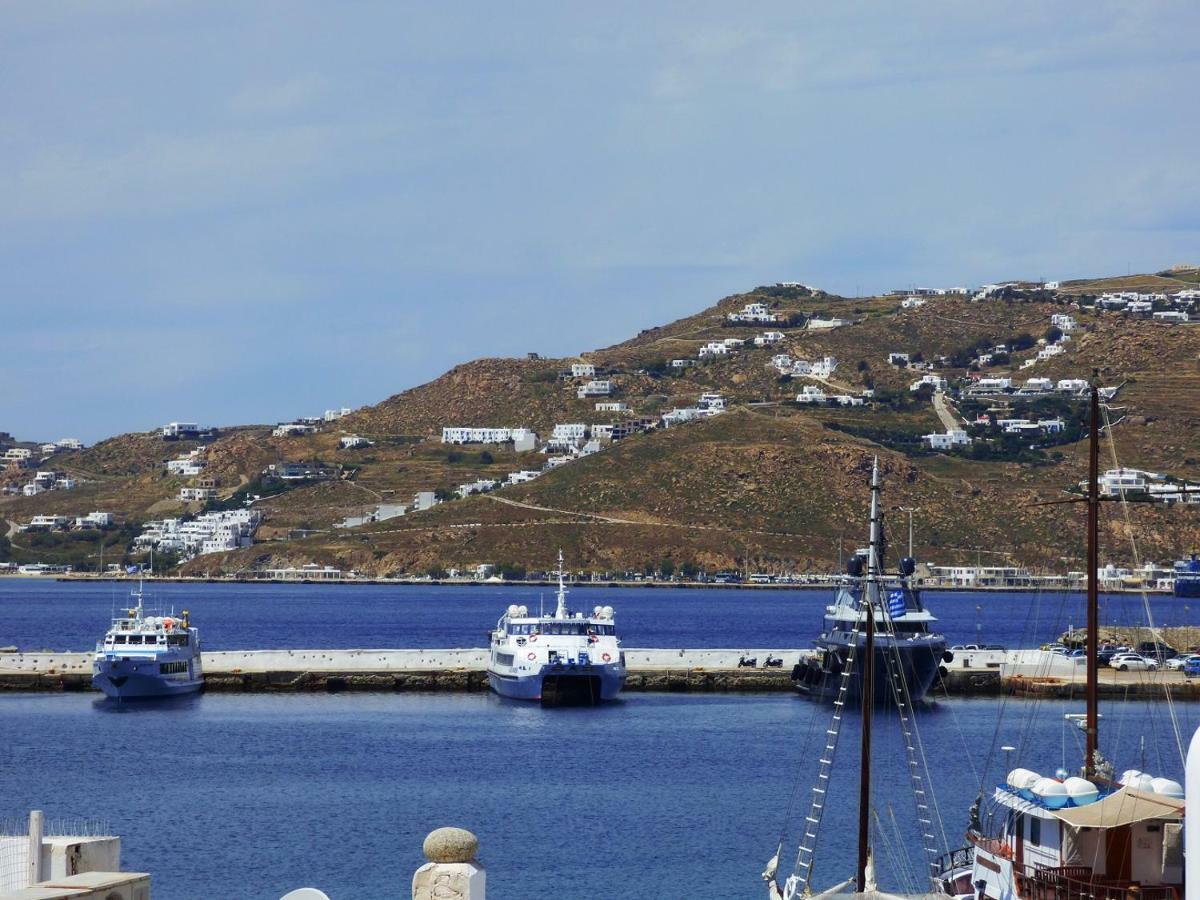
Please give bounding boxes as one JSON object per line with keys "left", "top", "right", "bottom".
{"left": 2, "top": 693, "right": 1195, "bottom": 900}
{"left": 0, "top": 579, "right": 1195, "bottom": 653}
{"left": 2, "top": 582, "right": 1197, "bottom": 899}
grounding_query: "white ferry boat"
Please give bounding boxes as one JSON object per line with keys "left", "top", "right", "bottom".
{"left": 487, "top": 552, "right": 625, "bottom": 706}
{"left": 92, "top": 585, "right": 203, "bottom": 699}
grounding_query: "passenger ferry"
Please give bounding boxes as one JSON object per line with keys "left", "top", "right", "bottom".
{"left": 92, "top": 584, "right": 203, "bottom": 699}
{"left": 487, "top": 552, "right": 625, "bottom": 706}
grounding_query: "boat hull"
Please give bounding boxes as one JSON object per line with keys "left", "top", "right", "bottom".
{"left": 488, "top": 663, "right": 625, "bottom": 706}
{"left": 92, "top": 658, "right": 203, "bottom": 700}
{"left": 793, "top": 639, "right": 946, "bottom": 705}
{"left": 1174, "top": 578, "right": 1200, "bottom": 599}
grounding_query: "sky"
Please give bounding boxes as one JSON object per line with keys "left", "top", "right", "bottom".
{"left": 2, "top": 2, "right": 1198, "bottom": 443}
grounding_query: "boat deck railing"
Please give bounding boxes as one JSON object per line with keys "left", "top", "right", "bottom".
{"left": 1016, "top": 862, "right": 1180, "bottom": 900}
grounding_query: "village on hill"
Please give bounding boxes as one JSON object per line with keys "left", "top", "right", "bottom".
{"left": 2, "top": 267, "right": 1199, "bottom": 584}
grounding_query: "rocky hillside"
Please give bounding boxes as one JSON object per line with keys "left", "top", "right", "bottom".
{"left": 3, "top": 273, "right": 1199, "bottom": 576}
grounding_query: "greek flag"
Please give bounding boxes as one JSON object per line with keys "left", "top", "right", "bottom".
{"left": 886, "top": 589, "right": 907, "bottom": 618}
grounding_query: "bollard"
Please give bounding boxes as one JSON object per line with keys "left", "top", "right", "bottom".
{"left": 412, "top": 827, "right": 485, "bottom": 900}
{"left": 28, "top": 809, "right": 44, "bottom": 886}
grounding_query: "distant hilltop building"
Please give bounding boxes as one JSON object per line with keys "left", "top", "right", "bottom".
{"left": 441, "top": 427, "right": 537, "bottom": 451}
{"left": 162, "top": 421, "right": 202, "bottom": 440}
{"left": 727, "top": 302, "right": 782, "bottom": 324}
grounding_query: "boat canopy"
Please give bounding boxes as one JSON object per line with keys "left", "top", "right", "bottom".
{"left": 1051, "top": 786, "right": 1183, "bottom": 829}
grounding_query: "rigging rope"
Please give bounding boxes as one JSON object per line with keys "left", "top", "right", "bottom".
{"left": 1100, "top": 401, "right": 1187, "bottom": 768}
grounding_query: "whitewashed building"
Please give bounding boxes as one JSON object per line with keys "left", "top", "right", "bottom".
{"left": 576, "top": 380, "right": 613, "bottom": 398}
{"left": 923, "top": 430, "right": 971, "bottom": 450}
{"left": 727, "top": 302, "right": 781, "bottom": 324}
{"left": 571, "top": 363, "right": 596, "bottom": 378}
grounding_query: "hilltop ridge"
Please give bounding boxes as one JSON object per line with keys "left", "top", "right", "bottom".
{"left": 2, "top": 271, "right": 1198, "bottom": 577}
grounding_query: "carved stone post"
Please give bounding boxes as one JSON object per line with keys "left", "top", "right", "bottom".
{"left": 412, "top": 827, "right": 485, "bottom": 900}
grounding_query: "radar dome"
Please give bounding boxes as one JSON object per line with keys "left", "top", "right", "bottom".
{"left": 517, "top": 605, "right": 528, "bottom": 616}
{"left": 507, "top": 605, "right": 520, "bottom": 617}
{"left": 602, "top": 606, "right": 614, "bottom": 619}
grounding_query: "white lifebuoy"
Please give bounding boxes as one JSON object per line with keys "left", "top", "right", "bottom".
{"left": 529, "top": 635, "right": 538, "bottom": 643}
{"left": 602, "top": 652, "right": 612, "bottom": 662}
{"left": 527, "top": 652, "right": 536, "bottom": 661}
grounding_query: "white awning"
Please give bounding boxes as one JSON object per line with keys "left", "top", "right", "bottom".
{"left": 1052, "top": 787, "right": 1183, "bottom": 829}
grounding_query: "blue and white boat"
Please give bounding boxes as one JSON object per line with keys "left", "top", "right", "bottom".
{"left": 487, "top": 552, "right": 625, "bottom": 706}
{"left": 1173, "top": 554, "right": 1200, "bottom": 599}
{"left": 92, "top": 584, "right": 204, "bottom": 699}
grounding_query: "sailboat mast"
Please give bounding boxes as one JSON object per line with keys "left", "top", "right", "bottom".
{"left": 1085, "top": 379, "right": 1100, "bottom": 776}
{"left": 554, "top": 549, "right": 568, "bottom": 620}
{"left": 857, "top": 459, "right": 881, "bottom": 892}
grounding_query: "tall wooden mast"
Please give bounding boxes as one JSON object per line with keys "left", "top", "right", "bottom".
{"left": 857, "top": 459, "right": 882, "bottom": 892}
{"left": 1085, "top": 379, "right": 1100, "bottom": 777}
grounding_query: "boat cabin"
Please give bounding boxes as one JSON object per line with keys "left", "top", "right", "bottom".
{"left": 971, "top": 770, "right": 1184, "bottom": 900}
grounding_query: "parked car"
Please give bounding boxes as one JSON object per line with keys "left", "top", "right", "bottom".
{"left": 1185, "top": 657, "right": 1200, "bottom": 679}
{"left": 1111, "top": 653, "right": 1158, "bottom": 672}
{"left": 1166, "top": 653, "right": 1200, "bottom": 671}
{"left": 1136, "top": 641, "right": 1178, "bottom": 661}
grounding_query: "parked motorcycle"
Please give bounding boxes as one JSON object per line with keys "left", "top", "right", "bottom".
{"left": 738, "top": 655, "right": 758, "bottom": 668}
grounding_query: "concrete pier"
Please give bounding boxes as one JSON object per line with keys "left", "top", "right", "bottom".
{"left": 2, "top": 647, "right": 1199, "bottom": 698}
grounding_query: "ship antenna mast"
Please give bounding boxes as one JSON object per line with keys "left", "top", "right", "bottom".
{"left": 554, "top": 549, "right": 568, "bottom": 620}
{"left": 857, "top": 457, "right": 882, "bottom": 892}
{"left": 1085, "top": 374, "right": 1100, "bottom": 777}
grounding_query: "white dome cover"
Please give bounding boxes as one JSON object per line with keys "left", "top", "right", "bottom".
{"left": 1032, "top": 777, "right": 1070, "bottom": 809}
{"left": 1062, "top": 777, "right": 1099, "bottom": 805}
{"left": 1150, "top": 777, "right": 1184, "bottom": 798}
{"left": 1124, "top": 773, "right": 1156, "bottom": 792}
{"left": 1007, "top": 768, "right": 1040, "bottom": 798}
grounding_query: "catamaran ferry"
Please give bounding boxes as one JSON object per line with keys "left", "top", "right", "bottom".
{"left": 92, "top": 585, "right": 203, "bottom": 699}
{"left": 487, "top": 552, "right": 625, "bottom": 706}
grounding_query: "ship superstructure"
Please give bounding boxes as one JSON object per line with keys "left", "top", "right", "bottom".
{"left": 92, "top": 584, "right": 203, "bottom": 699}
{"left": 792, "top": 469, "right": 948, "bottom": 705}
{"left": 486, "top": 551, "right": 625, "bottom": 706}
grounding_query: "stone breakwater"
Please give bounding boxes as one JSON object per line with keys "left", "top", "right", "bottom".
{"left": 0, "top": 648, "right": 811, "bottom": 693}
{"left": 3, "top": 647, "right": 1200, "bottom": 698}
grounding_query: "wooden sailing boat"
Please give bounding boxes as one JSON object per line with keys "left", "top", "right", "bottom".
{"left": 931, "top": 379, "right": 1187, "bottom": 900}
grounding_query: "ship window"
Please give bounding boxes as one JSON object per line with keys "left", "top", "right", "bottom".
{"left": 1029, "top": 817, "right": 1041, "bottom": 844}
{"left": 113, "top": 635, "right": 127, "bottom": 644}
{"left": 495, "top": 653, "right": 515, "bottom": 666}
{"left": 127, "top": 635, "right": 143, "bottom": 644}
{"left": 167, "top": 634, "right": 189, "bottom": 646}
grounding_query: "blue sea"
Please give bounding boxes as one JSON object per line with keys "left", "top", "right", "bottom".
{"left": 2, "top": 581, "right": 1198, "bottom": 900}
{"left": 0, "top": 578, "right": 1193, "bottom": 653}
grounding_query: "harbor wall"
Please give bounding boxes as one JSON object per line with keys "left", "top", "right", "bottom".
{"left": 4, "top": 647, "right": 1200, "bottom": 698}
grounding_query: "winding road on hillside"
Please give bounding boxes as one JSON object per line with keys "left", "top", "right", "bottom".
{"left": 932, "top": 391, "right": 965, "bottom": 432}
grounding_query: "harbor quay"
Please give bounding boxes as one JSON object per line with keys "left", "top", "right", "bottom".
{"left": 3, "top": 646, "right": 1200, "bottom": 698}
